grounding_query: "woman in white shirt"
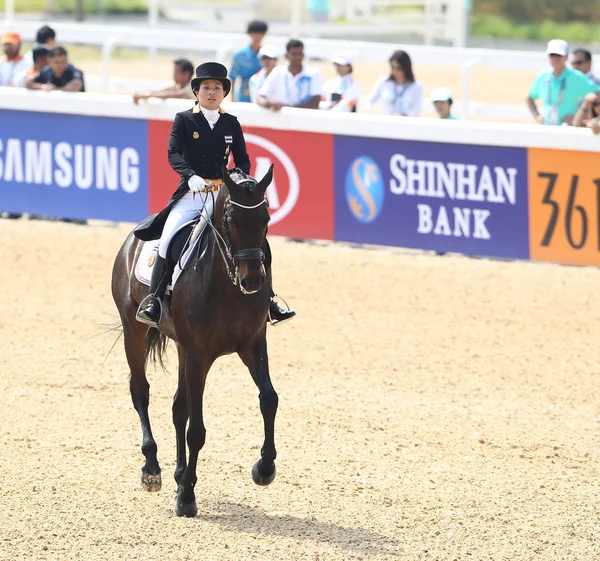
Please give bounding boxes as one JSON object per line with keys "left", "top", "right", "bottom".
{"left": 367, "top": 50, "right": 423, "bottom": 116}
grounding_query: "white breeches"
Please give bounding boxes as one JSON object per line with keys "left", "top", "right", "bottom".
{"left": 158, "top": 191, "right": 204, "bottom": 259}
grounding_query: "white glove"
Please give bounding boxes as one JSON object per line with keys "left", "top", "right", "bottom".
{"left": 188, "top": 175, "right": 204, "bottom": 194}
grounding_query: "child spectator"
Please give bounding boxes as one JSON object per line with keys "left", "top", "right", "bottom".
{"left": 320, "top": 51, "right": 361, "bottom": 112}
{"left": 430, "top": 87, "right": 458, "bottom": 120}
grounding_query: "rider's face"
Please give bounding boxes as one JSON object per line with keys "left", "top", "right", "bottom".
{"left": 196, "top": 79, "right": 225, "bottom": 109}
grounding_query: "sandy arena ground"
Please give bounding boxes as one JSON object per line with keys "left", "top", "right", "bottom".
{"left": 1, "top": 218, "right": 599, "bottom": 561}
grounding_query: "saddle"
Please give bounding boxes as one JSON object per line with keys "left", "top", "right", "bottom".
{"left": 134, "top": 200, "right": 214, "bottom": 295}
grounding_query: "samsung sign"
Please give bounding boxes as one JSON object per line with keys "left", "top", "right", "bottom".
{"left": 0, "top": 110, "right": 148, "bottom": 221}
{"left": 0, "top": 139, "right": 140, "bottom": 192}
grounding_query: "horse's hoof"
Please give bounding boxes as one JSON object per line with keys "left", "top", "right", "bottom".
{"left": 252, "top": 460, "right": 276, "bottom": 486}
{"left": 174, "top": 495, "right": 198, "bottom": 518}
{"left": 141, "top": 471, "right": 162, "bottom": 492}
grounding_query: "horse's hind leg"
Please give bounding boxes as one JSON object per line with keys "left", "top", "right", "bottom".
{"left": 122, "top": 312, "right": 162, "bottom": 492}
{"left": 172, "top": 343, "right": 188, "bottom": 486}
{"left": 239, "top": 335, "right": 278, "bottom": 486}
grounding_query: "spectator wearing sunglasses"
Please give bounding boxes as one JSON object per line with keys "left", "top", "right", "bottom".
{"left": 571, "top": 49, "right": 600, "bottom": 87}
{"left": 527, "top": 39, "right": 597, "bottom": 126}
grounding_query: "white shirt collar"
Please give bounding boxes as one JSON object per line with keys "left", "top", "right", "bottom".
{"left": 200, "top": 106, "right": 220, "bottom": 126}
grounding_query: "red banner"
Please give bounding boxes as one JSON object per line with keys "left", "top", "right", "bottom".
{"left": 148, "top": 119, "right": 335, "bottom": 241}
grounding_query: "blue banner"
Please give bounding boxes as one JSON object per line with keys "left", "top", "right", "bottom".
{"left": 0, "top": 110, "right": 148, "bottom": 222}
{"left": 334, "top": 135, "right": 530, "bottom": 259}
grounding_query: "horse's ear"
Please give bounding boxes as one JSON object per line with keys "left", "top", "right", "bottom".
{"left": 222, "top": 165, "right": 238, "bottom": 193}
{"left": 256, "top": 164, "right": 274, "bottom": 194}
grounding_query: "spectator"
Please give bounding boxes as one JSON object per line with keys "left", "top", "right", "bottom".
{"left": 571, "top": 48, "right": 600, "bottom": 87}
{"left": 430, "top": 87, "right": 458, "bottom": 120}
{"left": 24, "top": 25, "right": 57, "bottom": 65}
{"left": 572, "top": 91, "right": 600, "bottom": 127}
{"left": 249, "top": 45, "right": 278, "bottom": 104}
{"left": 229, "top": 20, "right": 268, "bottom": 103}
{"left": 258, "top": 39, "right": 323, "bottom": 111}
{"left": 319, "top": 51, "right": 361, "bottom": 112}
{"left": 133, "top": 58, "right": 195, "bottom": 104}
{"left": 13, "top": 46, "right": 50, "bottom": 88}
{"left": 526, "top": 39, "right": 597, "bottom": 126}
{"left": 26, "top": 46, "right": 85, "bottom": 92}
{"left": 366, "top": 50, "right": 423, "bottom": 116}
{"left": 0, "top": 32, "right": 31, "bottom": 87}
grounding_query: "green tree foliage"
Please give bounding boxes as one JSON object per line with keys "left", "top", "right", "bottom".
{"left": 474, "top": 0, "right": 600, "bottom": 22}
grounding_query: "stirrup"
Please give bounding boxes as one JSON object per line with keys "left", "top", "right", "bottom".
{"left": 135, "top": 294, "right": 163, "bottom": 327}
{"left": 268, "top": 294, "right": 295, "bottom": 327}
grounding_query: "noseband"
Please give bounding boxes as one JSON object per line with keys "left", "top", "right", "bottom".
{"left": 221, "top": 195, "right": 269, "bottom": 290}
{"left": 193, "top": 176, "right": 269, "bottom": 291}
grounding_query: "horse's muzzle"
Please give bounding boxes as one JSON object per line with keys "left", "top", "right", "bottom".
{"left": 240, "top": 271, "right": 266, "bottom": 295}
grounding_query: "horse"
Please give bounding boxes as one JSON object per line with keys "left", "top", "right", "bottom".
{"left": 111, "top": 165, "right": 279, "bottom": 517}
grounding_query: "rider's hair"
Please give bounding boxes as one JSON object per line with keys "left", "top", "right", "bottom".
{"left": 286, "top": 39, "right": 304, "bottom": 53}
{"left": 247, "top": 20, "right": 268, "bottom": 34}
{"left": 388, "top": 50, "right": 415, "bottom": 84}
{"left": 174, "top": 58, "right": 194, "bottom": 77}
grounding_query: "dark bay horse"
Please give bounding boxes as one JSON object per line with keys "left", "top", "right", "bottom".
{"left": 111, "top": 166, "right": 278, "bottom": 517}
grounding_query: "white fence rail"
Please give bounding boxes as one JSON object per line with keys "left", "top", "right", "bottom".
{"left": 1, "top": 19, "right": 597, "bottom": 122}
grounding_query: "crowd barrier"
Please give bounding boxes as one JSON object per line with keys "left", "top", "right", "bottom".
{"left": 1, "top": 88, "right": 600, "bottom": 267}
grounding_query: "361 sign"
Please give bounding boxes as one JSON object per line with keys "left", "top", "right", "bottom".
{"left": 528, "top": 148, "right": 600, "bottom": 265}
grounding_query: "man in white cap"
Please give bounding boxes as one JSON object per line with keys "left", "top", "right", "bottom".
{"left": 430, "top": 87, "right": 458, "bottom": 120}
{"left": 319, "top": 51, "right": 361, "bottom": 112}
{"left": 527, "top": 39, "right": 598, "bottom": 126}
{"left": 249, "top": 45, "right": 278, "bottom": 104}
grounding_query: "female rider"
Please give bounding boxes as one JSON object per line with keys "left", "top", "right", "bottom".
{"left": 134, "top": 62, "right": 295, "bottom": 327}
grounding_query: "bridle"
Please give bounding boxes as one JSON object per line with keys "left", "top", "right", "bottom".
{"left": 193, "top": 186, "right": 269, "bottom": 292}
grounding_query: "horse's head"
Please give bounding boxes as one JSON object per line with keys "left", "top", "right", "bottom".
{"left": 222, "top": 165, "right": 273, "bottom": 294}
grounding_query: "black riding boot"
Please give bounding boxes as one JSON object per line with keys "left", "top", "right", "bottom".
{"left": 136, "top": 256, "right": 168, "bottom": 327}
{"left": 268, "top": 287, "right": 296, "bottom": 326}
{"left": 263, "top": 239, "right": 296, "bottom": 326}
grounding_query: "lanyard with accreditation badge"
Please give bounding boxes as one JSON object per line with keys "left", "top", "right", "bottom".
{"left": 284, "top": 71, "right": 309, "bottom": 105}
{"left": 545, "top": 76, "right": 566, "bottom": 125}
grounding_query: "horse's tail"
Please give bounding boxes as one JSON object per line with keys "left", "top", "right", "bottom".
{"left": 144, "top": 327, "right": 168, "bottom": 371}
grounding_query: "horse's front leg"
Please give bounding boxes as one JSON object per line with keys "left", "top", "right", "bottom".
{"left": 239, "top": 335, "right": 278, "bottom": 486}
{"left": 174, "top": 349, "right": 210, "bottom": 517}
